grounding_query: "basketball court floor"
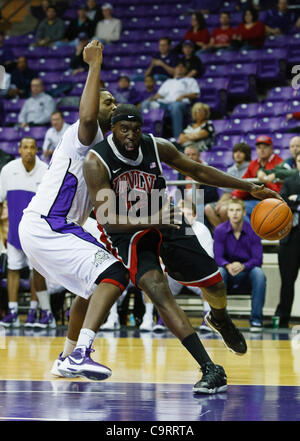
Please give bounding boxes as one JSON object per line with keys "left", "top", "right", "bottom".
{"left": 1, "top": 319, "right": 300, "bottom": 422}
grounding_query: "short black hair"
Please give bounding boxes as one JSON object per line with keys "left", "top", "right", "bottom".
{"left": 243, "top": 8, "right": 258, "bottom": 23}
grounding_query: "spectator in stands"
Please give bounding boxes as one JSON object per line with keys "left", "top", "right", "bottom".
{"left": 232, "top": 135, "right": 283, "bottom": 219}
{"left": 214, "top": 198, "right": 266, "bottom": 332}
{"left": 7, "top": 56, "right": 36, "bottom": 99}
{"left": 274, "top": 150, "right": 300, "bottom": 328}
{"left": 0, "top": 31, "right": 15, "bottom": 72}
{"left": 93, "top": 3, "right": 121, "bottom": 45}
{"left": 205, "top": 142, "right": 251, "bottom": 229}
{"left": 30, "top": 0, "right": 51, "bottom": 22}
{"left": 178, "top": 102, "right": 214, "bottom": 152}
{"left": 264, "top": 0, "right": 300, "bottom": 36}
{"left": 42, "top": 111, "right": 70, "bottom": 161}
{"left": 148, "top": 61, "right": 200, "bottom": 138}
{"left": 65, "top": 5, "right": 93, "bottom": 44}
{"left": 18, "top": 78, "right": 56, "bottom": 128}
{"left": 257, "top": 136, "right": 300, "bottom": 183}
{"left": 34, "top": 6, "right": 65, "bottom": 47}
{"left": 86, "top": 0, "right": 103, "bottom": 31}
{"left": 207, "top": 11, "right": 235, "bottom": 51}
{"left": 180, "top": 40, "right": 204, "bottom": 78}
{"left": 179, "top": 144, "right": 219, "bottom": 220}
{"left": 112, "top": 75, "right": 140, "bottom": 105}
{"left": 138, "top": 75, "right": 158, "bottom": 110}
{"left": 184, "top": 12, "right": 210, "bottom": 52}
{"left": 69, "top": 32, "right": 90, "bottom": 75}
{"left": 232, "top": 8, "right": 265, "bottom": 49}
{"left": 0, "top": 137, "right": 54, "bottom": 329}
{"left": 144, "top": 37, "right": 178, "bottom": 81}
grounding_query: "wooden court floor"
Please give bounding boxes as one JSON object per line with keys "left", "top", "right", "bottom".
{"left": 1, "top": 324, "right": 300, "bottom": 421}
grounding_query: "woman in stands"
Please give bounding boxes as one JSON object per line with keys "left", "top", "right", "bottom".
{"left": 177, "top": 102, "right": 215, "bottom": 152}
{"left": 184, "top": 12, "right": 210, "bottom": 51}
{"left": 232, "top": 8, "right": 265, "bottom": 49}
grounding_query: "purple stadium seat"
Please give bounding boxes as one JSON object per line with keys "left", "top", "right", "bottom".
{"left": 50, "top": 45, "right": 74, "bottom": 58}
{"left": 39, "top": 71, "right": 62, "bottom": 85}
{"left": 3, "top": 98, "right": 25, "bottom": 113}
{"left": 267, "top": 86, "right": 294, "bottom": 101}
{"left": 20, "top": 126, "right": 48, "bottom": 142}
{"left": 279, "top": 118, "right": 300, "bottom": 133}
{"left": 203, "top": 64, "right": 230, "bottom": 78}
{"left": 252, "top": 117, "right": 283, "bottom": 133}
{"left": 125, "top": 17, "right": 151, "bottom": 29}
{"left": 257, "top": 58, "right": 287, "bottom": 84}
{"left": 213, "top": 50, "right": 240, "bottom": 65}
{"left": 212, "top": 119, "right": 229, "bottom": 136}
{"left": 142, "top": 108, "right": 165, "bottom": 136}
{"left": 264, "top": 35, "right": 290, "bottom": 49}
{"left": 150, "top": 16, "right": 174, "bottom": 28}
{"left": 25, "top": 45, "right": 52, "bottom": 59}
{"left": 198, "top": 78, "right": 229, "bottom": 116}
{"left": 5, "top": 112, "right": 18, "bottom": 125}
{"left": 0, "top": 141, "right": 19, "bottom": 155}
{"left": 258, "top": 101, "right": 288, "bottom": 117}
{"left": 214, "top": 134, "right": 246, "bottom": 150}
{"left": 140, "top": 41, "right": 158, "bottom": 55}
{"left": 231, "top": 103, "right": 261, "bottom": 119}
{"left": 28, "top": 58, "right": 70, "bottom": 72}
{"left": 4, "top": 34, "right": 34, "bottom": 47}
{"left": 62, "top": 111, "right": 79, "bottom": 124}
{"left": 62, "top": 70, "right": 87, "bottom": 83}
{"left": 0, "top": 127, "right": 21, "bottom": 142}
{"left": 122, "top": 30, "right": 146, "bottom": 42}
{"left": 286, "top": 100, "right": 300, "bottom": 114}
{"left": 228, "top": 73, "right": 257, "bottom": 101}
{"left": 206, "top": 150, "right": 234, "bottom": 167}
{"left": 272, "top": 133, "right": 296, "bottom": 149}
{"left": 225, "top": 118, "right": 255, "bottom": 135}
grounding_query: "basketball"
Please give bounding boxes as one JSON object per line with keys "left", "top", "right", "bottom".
{"left": 251, "top": 198, "right": 293, "bottom": 240}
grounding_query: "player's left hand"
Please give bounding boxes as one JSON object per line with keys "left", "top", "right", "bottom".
{"left": 250, "top": 184, "right": 284, "bottom": 202}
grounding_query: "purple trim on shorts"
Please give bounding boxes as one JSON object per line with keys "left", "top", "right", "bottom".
{"left": 42, "top": 215, "right": 105, "bottom": 249}
{"left": 7, "top": 189, "right": 35, "bottom": 250}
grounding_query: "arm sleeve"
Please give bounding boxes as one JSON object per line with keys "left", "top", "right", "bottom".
{"left": 213, "top": 227, "right": 230, "bottom": 267}
{"left": 18, "top": 100, "right": 28, "bottom": 123}
{"left": 243, "top": 232, "right": 263, "bottom": 271}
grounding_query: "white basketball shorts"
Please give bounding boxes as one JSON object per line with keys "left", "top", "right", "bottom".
{"left": 19, "top": 213, "right": 122, "bottom": 299}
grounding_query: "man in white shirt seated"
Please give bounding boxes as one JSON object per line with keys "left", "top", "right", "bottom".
{"left": 146, "top": 61, "right": 200, "bottom": 138}
{"left": 18, "top": 78, "right": 56, "bottom": 128}
{"left": 93, "top": 3, "right": 121, "bottom": 45}
{"left": 42, "top": 111, "right": 70, "bottom": 161}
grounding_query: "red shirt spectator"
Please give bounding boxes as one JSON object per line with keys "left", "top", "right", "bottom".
{"left": 232, "top": 135, "right": 283, "bottom": 199}
{"left": 233, "top": 8, "right": 265, "bottom": 49}
{"left": 209, "top": 12, "right": 235, "bottom": 49}
{"left": 184, "top": 12, "right": 210, "bottom": 50}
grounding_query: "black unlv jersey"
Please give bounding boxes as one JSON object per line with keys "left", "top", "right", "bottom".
{"left": 91, "top": 132, "right": 167, "bottom": 217}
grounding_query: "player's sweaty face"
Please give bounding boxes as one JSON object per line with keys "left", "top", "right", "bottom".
{"left": 99, "top": 91, "right": 116, "bottom": 129}
{"left": 113, "top": 121, "right": 142, "bottom": 158}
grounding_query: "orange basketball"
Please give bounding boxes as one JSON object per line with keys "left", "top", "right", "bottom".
{"left": 250, "top": 198, "right": 293, "bottom": 240}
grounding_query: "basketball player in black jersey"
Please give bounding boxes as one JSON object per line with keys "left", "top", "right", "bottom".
{"left": 83, "top": 104, "right": 282, "bottom": 394}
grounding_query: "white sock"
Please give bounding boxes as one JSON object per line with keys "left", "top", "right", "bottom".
{"left": 203, "top": 300, "right": 211, "bottom": 313}
{"left": 76, "top": 328, "right": 96, "bottom": 350}
{"left": 144, "top": 302, "right": 154, "bottom": 320}
{"left": 30, "top": 300, "right": 38, "bottom": 310}
{"left": 8, "top": 302, "right": 18, "bottom": 313}
{"left": 62, "top": 338, "right": 77, "bottom": 358}
{"left": 36, "top": 290, "right": 51, "bottom": 311}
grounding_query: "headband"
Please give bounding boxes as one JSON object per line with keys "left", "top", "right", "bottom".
{"left": 111, "top": 113, "right": 143, "bottom": 125}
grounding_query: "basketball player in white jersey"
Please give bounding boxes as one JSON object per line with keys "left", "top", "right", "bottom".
{"left": 19, "top": 41, "right": 129, "bottom": 381}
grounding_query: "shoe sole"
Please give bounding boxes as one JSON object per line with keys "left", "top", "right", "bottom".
{"left": 152, "top": 325, "right": 167, "bottom": 332}
{"left": 57, "top": 366, "right": 112, "bottom": 381}
{"left": 193, "top": 384, "right": 228, "bottom": 394}
{"left": 204, "top": 314, "right": 246, "bottom": 356}
{"left": 250, "top": 327, "right": 263, "bottom": 333}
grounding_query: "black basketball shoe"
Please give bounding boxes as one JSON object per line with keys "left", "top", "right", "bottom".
{"left": 204, "top": 311, "right": 247, "bottom": 355}
{"left": 193, "top": 363, "right": 227, "bottom": 394}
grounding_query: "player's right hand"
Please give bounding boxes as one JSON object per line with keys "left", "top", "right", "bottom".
{"left": 83, "top": 40, "right": 103, "bottom": 66}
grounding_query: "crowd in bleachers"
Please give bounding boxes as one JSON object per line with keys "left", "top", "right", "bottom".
{"left": 1, "top": 0, "right": 300, "bottom": 329}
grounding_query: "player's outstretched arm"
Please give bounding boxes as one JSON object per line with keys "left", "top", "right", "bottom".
{"left": 156, "top": 137, "right": 283, "bottom": 201}
{"left": 78, "top": 40, "right": 103, "bottom": 146}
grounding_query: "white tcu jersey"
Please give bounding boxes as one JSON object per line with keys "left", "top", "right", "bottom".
{"left": 25, "top": 120, "right": 103, "bottom": 225}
